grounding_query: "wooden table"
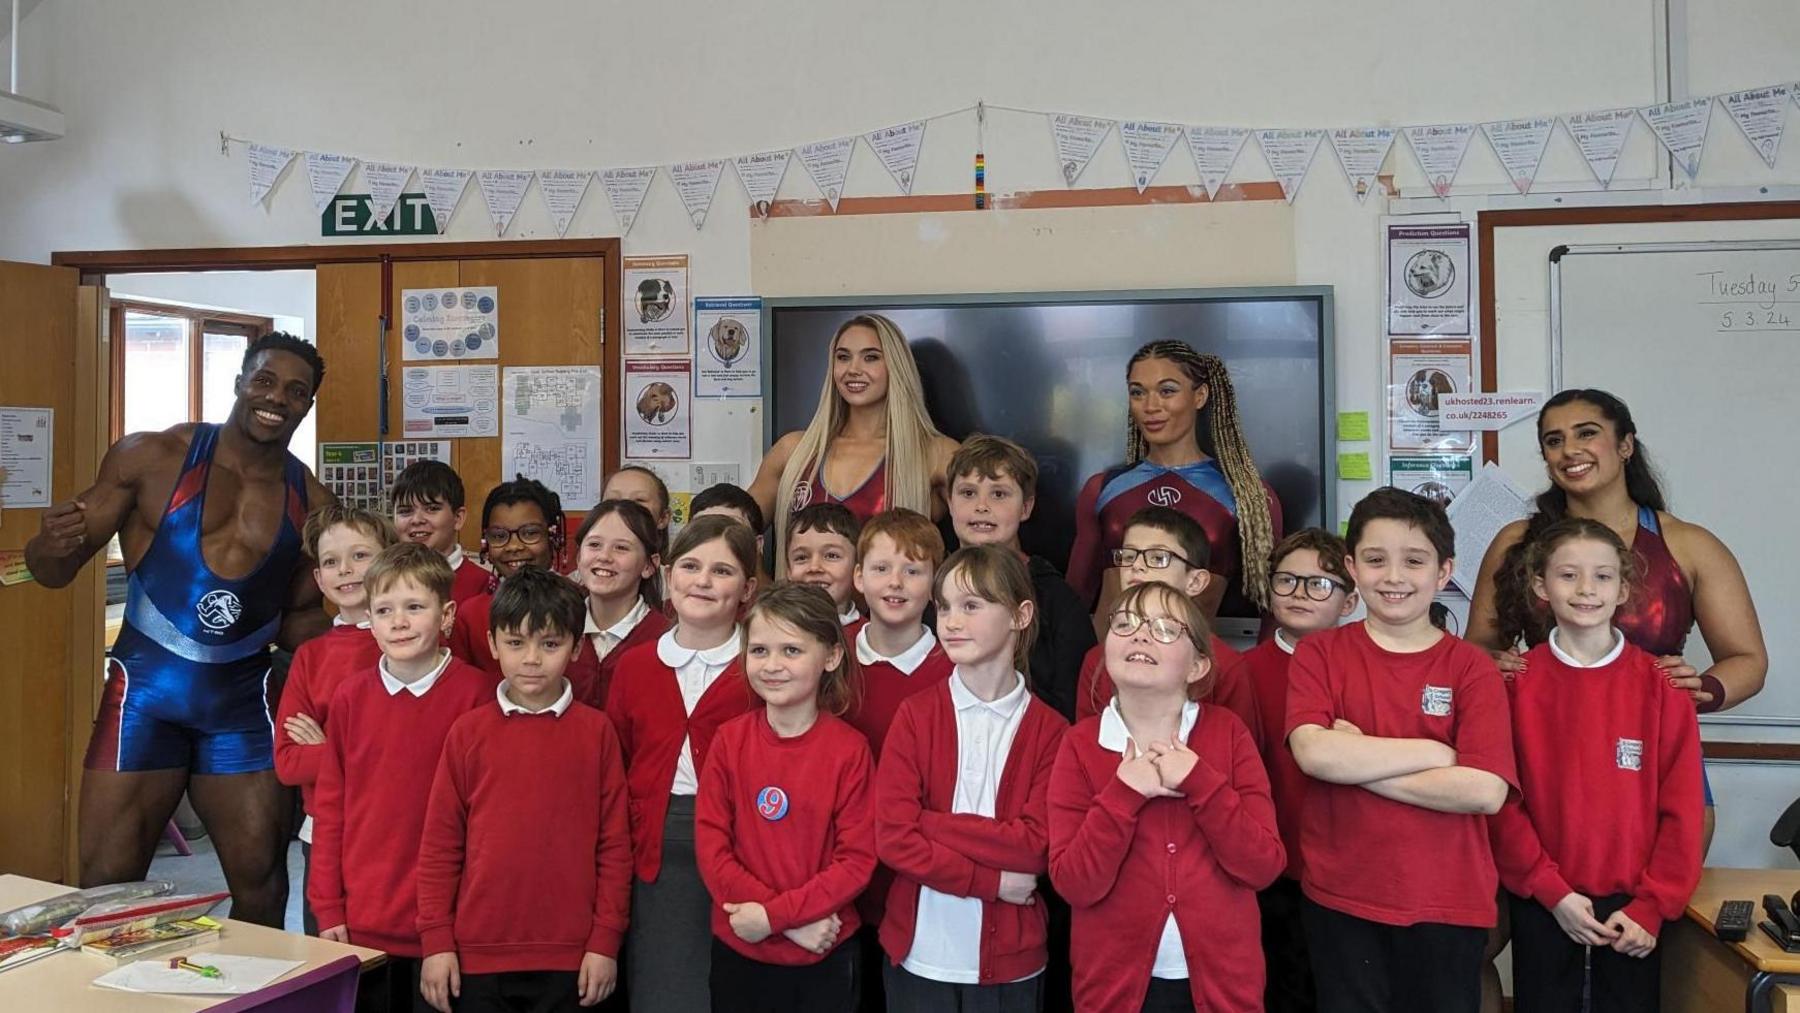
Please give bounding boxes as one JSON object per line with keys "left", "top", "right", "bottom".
{"left": 0, "top": 874, "right": 384, "bottom": 1010}
{"left": 1663, "top": 867, "right": 1800, "bottom": 1013}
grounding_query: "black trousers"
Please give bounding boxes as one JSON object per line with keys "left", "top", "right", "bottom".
{"left": 1259, "top": 876, "right": 1316, "bottom": 1013}
{"left": 708, "top": 937, "right": 857, "bottom": 1013}
{"left": 457, "top": 970, "right": 582, "bottom": 1013}
{"left": 1138, "top": 978, "right": 1193, "bottom": 1013}
{"left": 1302, "top": 898, "right": 1486, "bottom": 1013}
{"left": 882, "top": 959, "right": 1045, "bottom": 1013}
{"left": 1040, "top": 880, "right": 1074, "bottom": 1013}
{"left": 1509, "top": 892, "right": 1662, "bottom": 1013}
{"left": 355, "top": 955, "right": 430, "bottom": 1013}
{"left": 301, "top": 840, "right": 319, "bottom": 936}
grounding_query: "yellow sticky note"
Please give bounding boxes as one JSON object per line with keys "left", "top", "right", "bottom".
{"left": 1338, "top": 520, "right": 1350, "bottom": 537}
{"left": 1336, "top": 411, "right": 1372, "bottom": 442}
{"left": 0, "top": 550, "right": 32, "bottom": 587}
{"left": 670, "top": 492, "right": 693, "bottom": 526}
{"left": 1338, "top": 452, "right": 1373, "bottom": 481}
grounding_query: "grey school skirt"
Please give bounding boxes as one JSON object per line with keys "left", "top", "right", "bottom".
{"left": 628, "top": 794, "right": 712, "bottom": 1013}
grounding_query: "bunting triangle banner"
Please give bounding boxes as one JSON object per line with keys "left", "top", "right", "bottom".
{"left": 1049, "top": 114, "right": 1114, "bottom": 187}
{"left": 668, "top": 160, "right": 727, "bottom": 230}
{"left": 1720, "top": 85, "right": 1789, "bottom": 168}
{"left": 1118, "top": 121, "right": 1183, "bottom": 193}
{"left": 362, "top": 162, "right": 415, "bottom": 223}
{"left": 1328, "top": 127, "right": 1396, "bottom": 203}
{"left": 1562, "top": 108, "right": 1637, "bottom": 188}
{"left": 476, "top": 169, "right": 533, "bottom": 235}
{"left": 1182, "top": 126, "right": 1249, "bottom": 199}
{"left": 1255, "top": 129, "right": 1325, "bottom": 203}
{"left": 537, "top": 169, "right": 595, "bottom": 237}
{"left": 303, "top": 152, "right": 357, "bottom": 214}
{"left": 865, "top": 120, "right": 926, "bottom": 195}
{"left": 1482, "top": 117, "right": 1556, "bottom": 194}
{"left": 1403, "top": 124, "right": 1477, "bottom": 197}
{"left": 797, "top": 137, "right": 856, "bottom": 211}
{"left": 733, "top": 149, "right": 792, "bottom": 212}
{"left": 418, "top": 169, "right": 472, "bottom": 233}
{"left": 600, "top": 167, "right": 657, "bottom": 235}
{"left": 1640, "top": 97, "right": 1714, "bottom": 180}
{"left": 247, "top": 144, "right": 296, "bottom": 208}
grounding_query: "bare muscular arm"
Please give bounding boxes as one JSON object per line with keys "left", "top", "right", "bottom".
{"left": 23, "top": 432, "right": 172, "bottom": 588}
{"left": 276, "top": 471, "right": 337, "bottom": 651}
{"left": 746, "top": 431, "right": 803, "bottom": 534}
{"left": 1665, "top": 516, "right": 1767, "bottom": 710}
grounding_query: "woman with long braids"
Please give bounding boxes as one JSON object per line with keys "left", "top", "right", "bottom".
{"left": 748, "top": 314, "right": 961, "bottom": 564}
{"left": 1066, "top": 340, "right": 1283, "bottom": 618}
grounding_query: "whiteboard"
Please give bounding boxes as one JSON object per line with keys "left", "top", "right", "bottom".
{"left": 1553, "top": 241, "right": 1800, "bottom": 726}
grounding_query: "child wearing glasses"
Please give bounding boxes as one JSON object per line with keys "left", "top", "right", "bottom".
{"left": 1049, "top": 579, "right": 1285, "bottom": 1012}
{"left": 447, "top": 475, "right": 567, "bottom": 675}
{"left": 1237, "top": 528, "right": 1358, "bottom": 1013}
{"left": 1074, "top": 507, "right": 1261, "bottom": 742}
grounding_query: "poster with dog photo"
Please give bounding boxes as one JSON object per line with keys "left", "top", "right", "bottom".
{"left": 624, "top": 359, "right": 692, "bottom": 459}
{"left": 693, "top": 296, "right": 762, "bottom": 398}
{"left": 623, "top": 254, "right": 691, "bottom": 357}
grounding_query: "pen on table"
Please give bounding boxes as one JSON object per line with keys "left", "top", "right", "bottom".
{"left": 169, "top": 957, "right": 221, "bottom": 978}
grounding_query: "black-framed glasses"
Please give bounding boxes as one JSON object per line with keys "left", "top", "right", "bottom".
{"left": 1110, "top": 547, "right": 1195, "bottom": 570}
{"left": 1107, "top": 610, "right": 1190, "bottom": 645}
{"left": 484, "top": 524, "right": 549, "bottom": 547}
{"left": 1270, "top": 571, "right": 1349, "bottom": 601}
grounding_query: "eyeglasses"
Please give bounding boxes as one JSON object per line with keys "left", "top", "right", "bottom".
{"left": 484, "top": 524, "right": 549, "bottom": 547}
{"left": 1110, "top": 547, "right": 1195, "bottom": 570}
{"left": 1270, "top": 571, "right": 1349, "bottom": 601}
{"left": 1107, "top": 610, "right": 1191, "bottom": 645}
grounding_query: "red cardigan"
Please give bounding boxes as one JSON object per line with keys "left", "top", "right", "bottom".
{"left": 273, "top": 623, "right": 383, "bottom": 813}
{"left": 1049, "top": 705, "right": 1284, "bottom": 1013}
{"left": 875, "top": 679, "right": 1068, "bottom": 984}
{"left": 567, "top": 607, "right": 671, "bottom": 711}
{"left": 605, "top": 639, "right": 759, "bottom": 881}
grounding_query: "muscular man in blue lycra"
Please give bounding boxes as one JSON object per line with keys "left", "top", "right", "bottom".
{"left": 26, "top": 333, "right": 334, "bottom": 927}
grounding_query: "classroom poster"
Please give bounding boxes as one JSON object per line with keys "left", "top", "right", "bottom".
{"left": 733, "top": 150, "right": 792, "bottom": 215}
{"left": 0, "top": 407, "right": 53, "bottom": 508}
{"left": 1387, "top": 340, "right": 1474, "bottom": 453}
{"left": 419, "top": 168, "right": 473, "bottom": 233}
{"left": 624, "top": 360, "right": 692, "bottom": 459}
{"left": 502, "top": 366, "right": 603, "bottom": 510}
{"left": 1182, "top": 126, "right": 1250, "bottom": 199}
{"left": 866, "top": 120, "right": 926, "bottom": 194}
{"left": 1720, "top": 85, "right": 1789, "bottom": 167}
{"left": 477, "top": 170, "right": 533, "bottom": 235}
{"left": 1562, "top": 109, "right": 1637, "bottom": 188}
{"left": 1329, "top": 127, "right": 1397, "bottom": 203}
{"left": 1388, "top": 455, "right": 1473, "bottom": 509}
{"left": 1481, "top": 118, "right": 1555, "bottom": 194}
{"left": 402, "top": 364, "right": 499, "bottom": 439}
{"left": 623, "top": 256, "right": 691, "bottom": 357}
{"left": 1640, "top": 97, "right": 1714, "bottom": 180}
{"left": 537, "top": 169, "right": 596, "bottom": 237}
{"left": 797, "top": 137, "right": 856, "bottom": 212}
{"left": 401, "top": 287, "right": 499, "bottom": 361}
{"left": 381, "top": 441, "right": 452, "bottom": 488}
{"left": 667, "top": 160, "right": 726, "bottom": 230}
{"left": 1255, "top": 129, "right": 1325, "bottom": 203}
{"left": 1386, "top": 224, "right": 1470, "bottom": 335}
{"left": 1049, "top": 114, "right": 1113, "bottom": 186}
{"left": 1402, "top": 123, "right": 1477, "bottom": 197}
{"left": 693, "top": 297, "right": 763, "bottom": 398}
{"left": 1118, "top": 121, "right": 1182, "bottom": 192}
{"left": 319, "top": 443, "right": 383, "bottom": 511}
{"left": 600, "top": 166, "right": 657, "bottom": 234}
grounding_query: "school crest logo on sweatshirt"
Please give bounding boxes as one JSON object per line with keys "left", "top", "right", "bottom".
{"left": 1615, "top": 738, "right": 1643, "bottom": 771}
{"left": 756, "top": 786, "right": 790, "bottom": 821}
{"left": 1420, "top": 685, "right": 1453, "bottom": 717}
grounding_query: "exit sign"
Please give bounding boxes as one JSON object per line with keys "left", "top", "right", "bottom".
{"left": 322, "top": 193, "right": 439, "bottom": 236}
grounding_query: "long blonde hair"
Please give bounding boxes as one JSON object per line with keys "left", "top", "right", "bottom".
{"left": 773, "top": 314, "right": 944, "bottom": 563}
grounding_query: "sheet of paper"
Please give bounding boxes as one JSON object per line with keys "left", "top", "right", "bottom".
{"left": 0, "top": 550, "right": 33, "bottom": 586}
{"left": 1336, "top": 411, "right": 1371, "bottom": 442}
{"left": 622, "top": 255, "right": 691, "bottom": 357}
{"left": 797, "top": 137, "right": 856, "bottom": 212}
{"left": 1118, "top": 121, "right": 1183, "bottom": 193}
{"left": 477, "top": 170, "right": 533, "bottom": 235}
{"left": 600, "top": 166, "right": 657, "bottom": 235}
{"left": 1640, "top": 97, "right": 1713, "bottom": 180}
{"left": 92, "top": 952, "right": 304, "bottom": 995}
{"left": 0, "top": 407, "right": 52, "bottom": 508}
{"left": 1388, "top": 339, "right": 1474, "bottom": 453}
{"left": 1720, "top": 85, "right": 1790, "bottom": 167}
{"left": 1387, "top": 224, "right": 1471, "bottom": 336}
{"left": 1403, "top": 123, "right": 1477, "bottom": 197}
{"left": 401, "top": 287, "right": 499, "bottom": 361}
{"left": 362, "top": 161, "right": 415, "bottom": 223}
{"left": 247, "top": 144, "right": 296, "bottom": 207}
{"left": 1389, "top": 454, "right": 1473, "bottom": 509}
{"left": 536, "top": 169, "right": 595, "bottom": 237}
{"left": 318, "top": 442, "right": 383, "bottom": 511}
{"left": 503, "top": 366, "right": 603, "bottom": 510}
{"left": 382, "top": 441, "right": 452, "bottom": 489}
{"left": 1562, "top": 108, "right": 1637, "bottom": 188}
{"left": 419, "top": 168, "right": 473, "bottom": 233}
{"left": 733, "top": 150, "right": 792, "bottom": 213}
{"left": 1446, "top": 464, "right": 1533, "bottom": 596}
{"left": 1337, "top": 452, "right": 1373, "bottom": 481}
{"left": 1437, "top": 391, "right": 1544, "bottom": 430}
{"left": 1329, "top": 127, "right": 1397, "bottom": 203}
{"left": 303, "top": 152, "right": 357, "bottom": 214}
{"left": 667, "top": 160, "right": 726, "bottom": 230}
{"left": 1049, "top": 114, "right": 1114, "bottom": 187}
{"left": 624, "top": 360, "right": 692, "bottom": 459}
{"left": 1482, "top": 118, "right": 1556, "bottom": 194}
{"left": 1255, "top": 129, "right": 1325, "bottom": 203}
{"left": 865, "top": 120, "right": 926, "bottom": 195}
{"left": 693, "top": 297, "right": 763, "bottom": 398}
{"left": 1182, "top": 126, "right": 1249, "bottom": 199}
{"left": 402, "top": 365, "right": 499, "bottom": 439}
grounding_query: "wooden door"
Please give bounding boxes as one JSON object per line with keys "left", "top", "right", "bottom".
{"left": 0, "top": 263, "right": 108, "bottom": 881}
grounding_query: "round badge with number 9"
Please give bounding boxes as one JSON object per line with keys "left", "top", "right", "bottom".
{"left": 756, "top": 786, "right": 789, "bottom": 822}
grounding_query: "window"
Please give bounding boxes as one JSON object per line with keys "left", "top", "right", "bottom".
{"left": 110, "top": 302, "right": 274, "bottom": 442}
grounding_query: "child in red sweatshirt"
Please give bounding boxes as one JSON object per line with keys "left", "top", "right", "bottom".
{"left": 417, "top": 565, "right": 633, "bottom": 1013}
{"left": 876, "top": 545, "right": 1067, "bottom": 1012}
{"left": 1489, "top": 518, "right": 1702, "bottom": 1013}
{"left": 275, "top": 504, "right": 393, "bottom": 937}
{"left": 1051, "top": 580, "right": 1284, "bottom": 1012}
{"left": 390, "top": 460, "right": 492, "bottom": 606}
{"left": 309, "top": 543, "right": 491, "bottom": 1013}
{"left": 696, "top": 582, "right": 875, "bottom": 1013}
{"left": 447, "top": 476, "right": 565, "bottom": 674}
{"left": 568, "top": 498, "right": 671, "bottom": 709}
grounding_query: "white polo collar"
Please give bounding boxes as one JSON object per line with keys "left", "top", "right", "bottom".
{"left": 1273, "top": 628, "right": 1299, "bottom": 655}
{"left": 657, "top": 626, "right": 742, "bottom": 669}
{"left": 446, "top": 545, "right": 466, "bottom": 570}
{"left": 840, "top": 602, "right": 863, "bottom": 626}
{"left": 333, "top": 614, "right": 372, "bottom": 630}
{"left": 379, "top": 650, "right": 452, "bottom": 698}
{"left": 497, "top": 677, "right": 574, "bottom": 716}
{"left": 1548, "top": 627, "right": 1626, "bottom": 669}
{"left": 586, "top": 598, "right": 651, "bottom": 641}
{"left": 1097, "top": 697, "right": 1200, "bottom": 753}
{"left": 948, "top": 666, "right": 1028, "bottom": 718}
{"left": 855, "top": 626, "right": 936, "bottom": 675}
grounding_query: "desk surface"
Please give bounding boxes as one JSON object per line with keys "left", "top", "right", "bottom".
{"left": 1686, "top": 867, "right": 1800, "bottom": 975}
{"left": 0, "top": 874, "right": 384, "bottom": 1011}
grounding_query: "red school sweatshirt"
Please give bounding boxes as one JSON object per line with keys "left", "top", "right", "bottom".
{"left": 695, "top": 710, "right": 876, "bottom": 966}
{"left": 415, "top": 697, "right": 634, "bottom": 972}
{"left": 1049, "top": 703, "right": 1285, "bottom": 1013}
{"left": 273, "top": 623, "right": 383, "bottom": 811}
{"left": 1489, "top": 637, "right": 1703, "bottom": 935}
{"left": 875, "top": 678, "right": 1068, "bottom": 985}
{"left": 446, "top": 592, "right": 499, "bottom": 675}
{"left": 1075, "top": 637, "right": 1258, "bottom": 746}
{"left": 1237, "top": 635, "right": 1311, "bottom": 880}
{"left": 566, "top": 607, "right": 671, "bottom": 711}
{"left": 306, "top": 657, "right": 491, "bottom": 956}
{"left": 450, "top": 553, "right": 494, "bottom": 606}
{"left": 605, "top": 640, "right": 759, "bottom": 881}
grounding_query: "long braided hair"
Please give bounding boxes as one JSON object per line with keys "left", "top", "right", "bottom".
{"left": 1124, "top": 340, "right": 1276, "bottom": 606}
{"left": 1492, "top": 389, "right": 1667, "bottom": 647}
